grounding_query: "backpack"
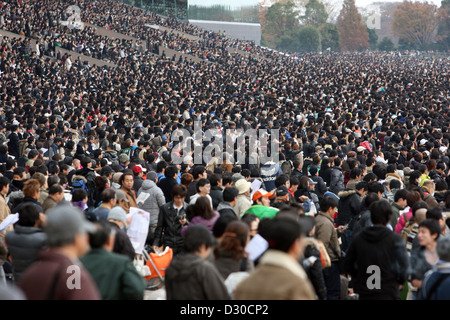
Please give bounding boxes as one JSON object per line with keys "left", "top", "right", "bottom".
{"left": 400, "top": 213, "right": 416, "bottom": 244}
{"left": 71, "top": 178, "right": 88, "bottom": 193}
{"left": 280, "top": 160, "right": 293, "bottom": 176}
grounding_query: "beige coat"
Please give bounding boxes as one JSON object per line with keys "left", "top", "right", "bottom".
{"left": 234, "top": 249, "right": 316, "bottom": 300}
{"left": 314, "top": 212, "right": 341, "bottom": 262}
{"left": 234, "top": 194, "right": 252, "bottom": 218}
{"left": 0, "top": 194, "right": 13, "bottom": 242}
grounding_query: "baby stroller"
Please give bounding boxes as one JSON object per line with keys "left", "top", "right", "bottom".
{"left": 142, "top": 245, "right": 173, "bottom": 290}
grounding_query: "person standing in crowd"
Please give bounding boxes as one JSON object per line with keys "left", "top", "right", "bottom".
{"left": 80, "top": 221, "right": 145, "bottom": 300}
{"left": 119, "top": 171, "right": 138, "bottom": 214}
{"left": 165, "top": 224, "right": 230, "bottom": 300}
{"left": 153, "top": 184, "right": 188, "bottom": 255}
{"left": 315, "top": 197, "right": 342, "bottom": 300}
{"left": 344, "top": 199, "right": 410, "bottom": 300}
{"left": 18, "top": 205, "right": 100, "bottom": 300}
{"left": 234, "top": 216, "right": 316, "bottom": 300}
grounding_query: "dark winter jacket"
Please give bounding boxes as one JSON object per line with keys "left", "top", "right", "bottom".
{"left": 5, "top": 225, "right": 48, "bottom": 281}
{"left": 158, "top": 177, "right": 178, "bottom": 203}
{"left": 310, "top": 175, "right": 328, "bottom": 199}
{"left": 153, "top": 201, "right": 188, "bottom": 254}
{"left": 165, "top": 253, "right": 230, "bottom": 300}
{"left": 334, "top": 189, "right": 362, "bottom": 229}
{"left": 301, "top": 237, "right": 327, "bottom": 300}
{"left": 209, "top": 186, "right": 224, "bottom": 210}
{"left": 344, "top": 226, "right": 409, "bottom": 300}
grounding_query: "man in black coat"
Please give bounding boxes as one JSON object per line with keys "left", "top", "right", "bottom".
{"left": 158, "top": 165, "right": 179, "bottom": 203}
{"left": 344, "top": 199, "right": 409, "bottom": 300}
{"left": 7, "top": 125, "right": 21, "bottom": 160}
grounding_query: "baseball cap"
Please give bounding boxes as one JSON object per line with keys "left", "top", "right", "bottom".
{"left": 107, "top": 206, "right": 128, "bottom": 227}
{"left": 115, "top": 189, "right": 129, "bottom": 202}
{"left": 132, "top": 164, "right": 146, "bottom": 174}
{"left": 252, "top": 189, "right": 274, "bottom": 202}
{"left": 119, "top": 154, "right": 130, "bottom": 163}
{"left": 44, "top": 205, "right": 96, "bottom": 246}
{"left": 276, "top": 186, "right": 289, "bottom": 197}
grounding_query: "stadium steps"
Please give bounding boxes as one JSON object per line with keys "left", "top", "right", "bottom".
{"left": 0, "top": 28, "right": 117, "bottom": 68}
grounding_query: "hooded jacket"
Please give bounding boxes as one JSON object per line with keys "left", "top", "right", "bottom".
{"left": 137, "top": 180, "right": 166, "bottom": 226}
{"left": 344, "top": 226, "right": 409, "bottom": 300}
{"left": 164, "top": 253, "right": 230, "bottom": 300}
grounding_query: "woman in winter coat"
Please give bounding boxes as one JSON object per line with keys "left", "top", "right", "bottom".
{"left": 214, "top": 220, "right": 254, "bottom": 281}
{"left": 182, "top": 196, "right": 220, "bottom": 237}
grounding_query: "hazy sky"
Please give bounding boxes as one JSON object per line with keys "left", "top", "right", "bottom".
{"left": 188, "top": 0, "right": 443, "bottom": 9}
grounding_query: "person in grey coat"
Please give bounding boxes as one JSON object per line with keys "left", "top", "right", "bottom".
{"left": 5, "top": 203, "right": 47, "bottom": 282}
{"left": 329, "top": 158, "right": 345, "bottom": 195}
{"left": 137, "top": 171, "right": 166, "bottom": 246}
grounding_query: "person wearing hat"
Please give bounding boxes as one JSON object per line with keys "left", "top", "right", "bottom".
{"left": 113, "top": 189, "right": 130, "bottom": 214}
{"left": 18, "top": 205, "right": 101, "bottom": 300}
{"left": 244, "top": 189, "right": 278, "bottom": 219}
{"left": 106, "top": 205, "right": 135, "bottom": 261}
{"left": 119, "top": 154, "right": 130, "bottom": 170}
{"left": 234, "top": 179, "right": 253, "bottom": 218}
{"left": 132, "top": 164, "right": 146, "bottom": 193}
{"left": 272, "top": 186, "right": 291, "bottom": 209}
{"left": 100, "top": 165, "right": 115, "bottom": 184}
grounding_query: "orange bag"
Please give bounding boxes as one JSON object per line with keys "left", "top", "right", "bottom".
{"left": 144, "top": 247, "right": 173, "bottom": 280}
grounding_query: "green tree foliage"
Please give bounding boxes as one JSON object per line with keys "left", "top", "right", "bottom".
{"left": 378, "top": 37, "right": 395, "bottom": 51}
{"left": 277, "top": 25, "right": 322, "bottom": 52}
{"left": 301, "top": 0, "right": 329, "bottom": 26}
{"left": 319, "top": 23, "right": 340, "bottom": 51}
{"left": 264, "top": 2, "right": 300, "bottom": 48}
{"left": 367, "top": 26, "right": 378, "bottom": 50}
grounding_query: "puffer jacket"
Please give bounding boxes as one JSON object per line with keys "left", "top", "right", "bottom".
{"left": 5, "top": 225, "right": 48, "bottom": 281}
{"left": 329, "top": 166, "right": 345, "bottom": 195}
{"left": 137, "top": 180, "right": 166, "bottom": 226}
{"left": 301, "top": 237, "right": 327, "bottom": 300}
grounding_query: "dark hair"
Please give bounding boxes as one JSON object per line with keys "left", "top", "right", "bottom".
{"left": 426, "top": 207, "right": 444, "bottom": 222}
{"left": 47, "top": 175, "right": 61, "bottom": 189}
{"left": 365, "top": 192, "right": 380, "bottom": 208}
{"left": 363, "top": 172, "right": 378, "bottom": 182}
{"left": 320, "top": 196, "right": 338, "bottom": 212}
{"left": 223, "top": 187, "right": 239, "bottom": 202}
{"left": 94, "top": 176, "right": 109, "bottom": 189}
{"left": 406, "top": 190, "right": 422, "bottom": 208}
{"left": 275, "top": 174, "right": 289, "bottom": 188}
{"left": 263, "top": 216, "right": 304, "bottom": 253}
{"left": 193, "top": 165, "right": 206, "bottom": 179}
{"left": 196, "top": 178, "right": 210, "bottom": 193}
{"left": 171, "top": 183, "right": 187, "bottom": 198}
{"left": 183, "top": 224, "right": 215, "bottom": 253}
{"left": 88, "top": 221, "right": 115, "bottom": 249}
{"left": 241, "top": 213, "right": 259, "bottom": 230}
{"left": 17, "top": 203, "right": 41, "bottom": 227}
{"left": 80, "top": 156, "right": 92, "bottom": 169}
{"left": 119, "top": 172, "right": 134, "bottom": 185}
{"left": 368, "top": 181, "right": 384, "bottom": 195}
{"left": 394, "top": 189, "right": 408, "bottom": 202}
{"left": 418, "top": 219, "right": 441, "bottom": 241}
{"left": 156, "top": 161, "right": 168, "bottom": 173}
{"left": 212, "top": 213, "right": 238, "bottom": 238}
{"left": 187, "top": 196, "right": 214, "bottom": 221}
{"left": 389, "top": 179, "right": 401, "bottom": 190}
{"left": 48, "top": 184, "right": 63, "bottom": 195}
{"left": 101, "top": 188, "right": 116, "bottom": 203}
{"left": 209, "top": 173, "right": 221, "bottom": 187}
{"left": 355, "top": 181, "right": 368, "bottom": 191}
{"left": 370, "top": 199, "right": 392, "bottom": 225}
{"left": 0, "top": 176, "right": 10, "bottom": 190}
{"left": 350, "top": 168, "right": 362, "bottom": 179}
{"left": 71, "top": 189, "right": 88, "bottom": 202}
{"left": 214, "top": 221, "right": 249, "bottom": 260}
{"left": 164, "top": 166, "right": 178, "bottom": 179}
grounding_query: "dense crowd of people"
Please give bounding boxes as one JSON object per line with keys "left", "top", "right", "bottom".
{"left": 0, "top": 0, "right": 449, "bottom": 301}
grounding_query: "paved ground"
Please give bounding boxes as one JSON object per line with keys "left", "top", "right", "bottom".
{"left": 144, "top": 287, "right": 166, "bottom": 300}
